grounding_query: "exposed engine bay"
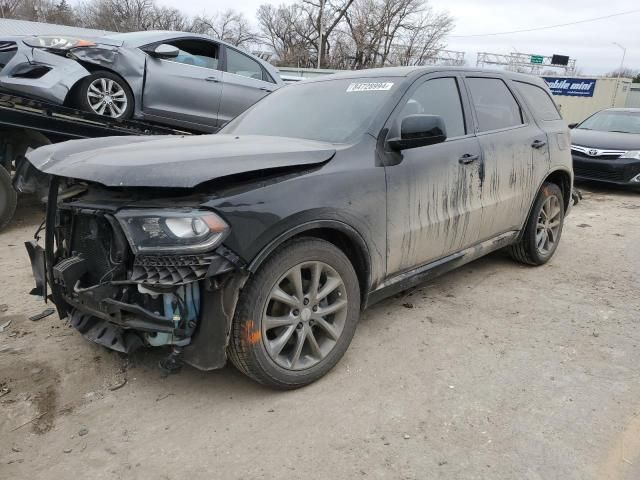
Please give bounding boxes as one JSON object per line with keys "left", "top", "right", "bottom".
{"left": 28, "top": 177, "right": 247, "bottom": 371}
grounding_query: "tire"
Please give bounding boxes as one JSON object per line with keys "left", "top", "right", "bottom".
{"left": 509, "top": 182, "right": 565, "bottom": 265}
{"left": 228, "top": 237, "right": 361, "bottom": 389}
{"left": 0, "top": 165, "right": 17, "bottom": 232}
{"left": 73, "top": 70, "right": 134, "bottom": 119}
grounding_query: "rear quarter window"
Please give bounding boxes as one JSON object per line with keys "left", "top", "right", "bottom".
{"left": 515, "top": 81, "right": 562, "bottom": 121}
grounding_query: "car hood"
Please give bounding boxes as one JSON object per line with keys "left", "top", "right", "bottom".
{"left": 26, "top": 134, "right": 336, "bottom": 188}
{"left": 571, "top": 128, "right": 640, "bottom": 150}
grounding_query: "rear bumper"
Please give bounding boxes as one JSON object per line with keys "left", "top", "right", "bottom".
{"left": 572, "top": 155, "right": 640, "bottom": 186}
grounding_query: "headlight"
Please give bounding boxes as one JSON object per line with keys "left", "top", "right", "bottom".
{"left": 621, "top": 151, "right": 640, "bottom": 160}
{"left": 23, "top": 36, "right": 96, "bottom": 50}
{"left": 115, "top": 209, "right": 229, "bottom": 254}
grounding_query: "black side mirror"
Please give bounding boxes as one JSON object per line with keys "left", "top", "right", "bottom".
{"left": 568, "top": 123, "right": 578, "bottom": 129}
{"left": 388, "top": 114, "right": 447, "bottom": 151}
{"left": 148, "top": 44, "right": 179, "bottom": 59}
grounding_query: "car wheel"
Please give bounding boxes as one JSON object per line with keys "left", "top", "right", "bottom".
{"left": 0, "top": 165, "right": 17, "bottom": 232}
{"left": 228, "top": 237, "right": 361, "bottom": 389}
{"left": 73, "top": 71, "right": 134, "bottom": 119}
{"left": 509, "top": 182, "right": 565, "bottom": 265}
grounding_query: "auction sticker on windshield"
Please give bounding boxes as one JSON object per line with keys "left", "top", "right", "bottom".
{"left": 346, "top": 82, "right": 394, "bottom": 92}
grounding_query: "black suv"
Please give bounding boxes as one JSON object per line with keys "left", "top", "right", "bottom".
{"left": 23, "top": 67, "right": 573, "bottom": 388}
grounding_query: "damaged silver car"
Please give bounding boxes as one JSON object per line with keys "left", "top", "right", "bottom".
{"left": 0, "top": 31, "right": 283, "bottom": 132}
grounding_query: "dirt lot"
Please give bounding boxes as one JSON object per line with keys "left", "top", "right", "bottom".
{"left": 1, "top": 184, "right": 640, "bottom": 480}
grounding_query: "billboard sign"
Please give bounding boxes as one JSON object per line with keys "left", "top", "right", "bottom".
{"left": 543, "top": 77, "right": 597, "bottom": 97}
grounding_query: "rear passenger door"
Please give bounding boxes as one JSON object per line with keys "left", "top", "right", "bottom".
{"left": 218, "top": 47, "right": 278, "bottom": 126}
{"left": 512, "top": 80, "right": 568, "bottom": 203}
{"left": 385, "top": 74, "right": 484, "bottom": 275}
{"left": 463, "top": 75, "right": 547, "bottom": 240}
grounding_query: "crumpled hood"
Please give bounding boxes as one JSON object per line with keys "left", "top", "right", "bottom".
{"left": 26, "top": 134, "right": 336, "bottom": 188}
{"left": 571, "top": 128, "right": 640, "bottom": 151}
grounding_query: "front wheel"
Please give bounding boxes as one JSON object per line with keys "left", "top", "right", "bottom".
{"left": 228, "top": 238, "right": 361, "bottom": 389}
{"left": 73, "top": 71, "right": 134, "bottom": 119}
{"left": 509, "top": 182, "right": 565, "bottom": 265}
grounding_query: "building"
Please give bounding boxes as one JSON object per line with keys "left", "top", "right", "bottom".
{"left": 542, "top": 76, "right": 632, "bottom": 124}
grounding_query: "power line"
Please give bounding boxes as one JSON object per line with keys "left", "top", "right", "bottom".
{"left": 448, "top": 9, "right": 640, "bottom": 38}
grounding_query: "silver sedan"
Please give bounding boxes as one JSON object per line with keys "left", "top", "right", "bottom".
{"left": 0, "top": 31, "right": 283, "bottom": 132}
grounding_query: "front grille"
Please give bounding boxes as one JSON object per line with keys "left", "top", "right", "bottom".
{"left": 571, "top": 151, "right": 621, "bottom": 161}
{"left": 70, "top": 214, "right": 115, "bottom": 285}
{"left": 573, "top": 165, "right": 626, "bottom": 182}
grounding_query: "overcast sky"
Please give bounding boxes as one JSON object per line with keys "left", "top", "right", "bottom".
{"left": 152, "top": 0, "right": 638, "bottom": 75}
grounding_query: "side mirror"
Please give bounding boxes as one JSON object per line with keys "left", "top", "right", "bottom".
{"left": 568, "top": 123, "right": 578, "bottom": 129}
{"left": 148, "top": 44, "right": 179, "bottom": 59}
{"left": 388, "top": 114, "right": 447, "bottom": 151}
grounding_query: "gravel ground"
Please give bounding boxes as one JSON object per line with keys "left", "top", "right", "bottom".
{"left": 1, "top": 183, "right": 639, "bottom": 480}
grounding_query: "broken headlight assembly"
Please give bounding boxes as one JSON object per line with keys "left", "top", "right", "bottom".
{"left": 23, "top": 36, "right": 96, "bottom": 50}
{"left": 115, "top": 209, "right": 229, "bottom": 254}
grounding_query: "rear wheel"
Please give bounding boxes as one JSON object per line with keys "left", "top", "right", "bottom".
{"left": 228, "top": 238, "right": 361, "bottom": 389}
{"left": 73, "top": 71, "right": 133, "bottom": 119}
{"left": 509, "top": 182, "right": 564, "bottom": 265}
{"left": 0, "top": 165, "right": 17, "bottom": 232}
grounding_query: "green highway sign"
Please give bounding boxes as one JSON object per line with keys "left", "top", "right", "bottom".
{"left": 530, "top": 55, "right": 544, "bottom": 64}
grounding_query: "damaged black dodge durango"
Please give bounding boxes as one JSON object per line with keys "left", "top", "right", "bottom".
{"left": 21, "top": 67, "right": 573, "bottom": 388}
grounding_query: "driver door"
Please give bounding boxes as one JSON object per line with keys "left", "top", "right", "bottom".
{"left": 384, "top": 75, "right": 484, "bottom": 275}
{"left": 142, "top": 38, "right": 223, "bottom": 131}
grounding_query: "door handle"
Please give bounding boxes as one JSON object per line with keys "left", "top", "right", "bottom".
{"left": 205, "top": 76, "right": 219, "bottom": 82}
{"left": 531, "top": 139, "right": 547, "bottom": 149}
{"left": 458, "top": 153, "right": 479, "bottom": 165}
{"left": 259, "top": 87, "right": 271, "bottom": 92}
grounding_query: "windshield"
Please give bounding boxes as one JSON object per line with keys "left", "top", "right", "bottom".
{"left": 578, "top": 110, "right": 640, "bottom": 134}
{"left": 222, "top": 77, "right": 401, "bottom": 143}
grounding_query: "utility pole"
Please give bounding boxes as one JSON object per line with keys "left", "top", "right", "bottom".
{"left": 317, "top": 0, "right": 324, "bottom": 69}
{"left": 611, "top": 42, "right": 626, "bottom": 107}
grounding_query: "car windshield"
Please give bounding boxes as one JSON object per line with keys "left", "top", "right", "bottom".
{"left": 578, "top": 110, "right": 640, "bottom": 134}
{"left": 222, "top": 77, "right": 401, "bottom": 143}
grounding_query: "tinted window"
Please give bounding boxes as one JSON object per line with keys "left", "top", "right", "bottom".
{"left": 466, "top": 78, "right": 523, "bottom": 131}
{"left": 515, "top": 81, "right": 561, "bottom": 121}
{"left": 226, "top": 48, "right": 265, "bottom": 81}
{"left": 223, "top": 77, "right": 400, "bottom": 143}
{"left": 398, "top": 77, "right": 466, "bottom": 138}
{"left": 165, "top": 39, "right": 218, "bottom": 70}
{"left": 578, "top": 110, "right": 640, "bottom": 134}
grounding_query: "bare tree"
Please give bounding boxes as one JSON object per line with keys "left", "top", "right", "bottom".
{"left": 0, "top": 0, "right": 22, "bottom": 18}
{"left": 192, "top": 10, "right": 258, "bottom": 48}
{"left": 257, "top": 3, "right": 316, "bottom": 67}
{"left": 343, "top": 0, "right": 453, "bottom": 69}
{"left": 605, "top": 67, "right": 639, "bottom": 79}
{"left": 301, "top": 0, "right": 354, "bottom": 68}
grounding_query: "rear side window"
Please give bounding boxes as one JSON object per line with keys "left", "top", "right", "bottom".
{"left": 399, "top": 77, "right": 466, "bottom": 138}
{"left": 226, "top": 48, "right": 266, "bottom": 82}
{"left": 515, "top": 81, "right": 561, "bottom": 121}
{"left": 466, "top": 77, "right": 523, "bottom": 132}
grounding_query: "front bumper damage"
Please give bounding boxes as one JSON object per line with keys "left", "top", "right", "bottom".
{"left": 27, "top": 179, "right": 248, "bottom": 371}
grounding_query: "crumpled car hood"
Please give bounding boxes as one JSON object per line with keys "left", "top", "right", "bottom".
{"left": 26, "top": 134, "right": 336, "bottom": 188}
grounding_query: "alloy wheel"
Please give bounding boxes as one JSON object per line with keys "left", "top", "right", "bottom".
{"left": 86, "top": 78, "right": 128, "bottom": 118}
{"left": 262, "top": 261, "right": 348, "bottom": 370}
{"left": 536, "top": 194, "right": 562, "bottom": 255}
